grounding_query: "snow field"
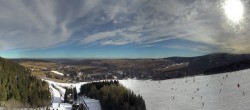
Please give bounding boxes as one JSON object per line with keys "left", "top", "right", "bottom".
{"left": 46, "top": 80, "right": 101, "bottom": 110}
{"left": 51, "top": 70, "right": 64, "bottom": 76}
{"left": 119, "top": 69, "right": 250, "bottom": 110}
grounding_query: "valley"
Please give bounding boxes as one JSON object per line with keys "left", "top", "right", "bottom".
{"left": 44, "top": 68, "right": 250, "bottom": 110}
{"left": 5, "top": 53, "right": 250, "bottom": 110}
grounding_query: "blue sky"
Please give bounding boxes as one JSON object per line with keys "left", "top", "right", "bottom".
{"left": 0, "top": 0, "right": 249, "bottom": 58}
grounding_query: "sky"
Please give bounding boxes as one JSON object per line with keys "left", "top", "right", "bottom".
{"left": 0, "top": 0, "right": 250, "bottom": 58}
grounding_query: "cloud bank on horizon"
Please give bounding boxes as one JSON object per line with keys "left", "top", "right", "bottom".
{"left": 1, "top": 0, "right": 250, "bottom": 58}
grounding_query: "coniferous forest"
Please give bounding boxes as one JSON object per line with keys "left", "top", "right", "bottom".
{"left": 80, "top": 81, "right": 146, "bottom": 110}
{"left": 0, "top": 57, "right": 51, "bottom": 108}
{"left": 64, "top": 87, "right": 78, "bottom": 103}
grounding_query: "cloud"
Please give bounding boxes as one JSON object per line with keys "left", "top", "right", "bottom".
{"left": 163, "top": 43, "right": 219, "bottom": 53}
{"left": 81, "top": 29, "right": 123, "bottom": 44}
{"left": 102, "top": 40, "right": 129, "bottom": 46}
{"left": 0, "top": 0, "right": 101, "bottom": 50}
{"left": 79, "top": 0, "right": 250, "bottom": 54}
{"left": 0, "top": 0, "right": 70, "bottom": 50}
{"left": 1, "top": 0, "right": 250, "bottom": 54}
{"left": 80, "top": 25, "right": 143, "bottom": 45}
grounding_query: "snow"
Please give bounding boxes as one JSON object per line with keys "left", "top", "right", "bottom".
{"left": 45, "top": 79, "right": 87, "bottom": 93}
{"left": 46, "top": 80, "right": 101, "bottom": 110}
{"left": 50, "top": 84, "right": 62, "bottom": 103}
{"left": 45, "top": 68, "right": 250, "bottom": 110}
{"left": 58, "top": 103, "right": 72, "bottom": 110}
{"left": 84, "top": 98, "right": 102, "bottom": 110}
{"left": 51, "top": 70, "right": 64, "bottom": 76}
{"left": 119, "top": 69, "right": 250, "bottom": 110}
{"left": 49, "top": 84, "right": 70, "bottom": 110}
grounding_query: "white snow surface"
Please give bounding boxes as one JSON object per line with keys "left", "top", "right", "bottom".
{"left": 51, "top": 70, "right": 64, "bottom": 76}
{"left": 45, "top": 79, "right": 87, "bottom": 93}
{"left": 119, "top": 69, "right": 250, "bottom": 110}
{"left": 46, "top": 80, "right": 101, "bottom": 110}
{"left": 45, "top": 69, "right": 250, "bottom": 110}
{"left": 84, "top": 98, "right": 102, "bottom": 110}
{"left": 50, "top": 84, "right": 62, "bottom": 103}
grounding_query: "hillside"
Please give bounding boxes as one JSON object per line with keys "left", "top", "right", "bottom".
{"left": 0, "top": 57, "right": 51, "bottom": 108}
{"left": 153, "top": 53, "right": 250, "bottom": 79}
{"left": 10, "top": 53, "right": 250, "bottom": 81}
{"left": 120, "top": 68, "right": 250, "bottom": 110}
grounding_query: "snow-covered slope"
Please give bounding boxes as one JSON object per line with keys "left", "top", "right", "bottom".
{"left": 50, "top": 84, "right": 62, "bottom": 103}
{"left": 45, "top": 79, "right": 87, "bottom": 93}
{"left": 51, "top": 70, "right": 64, "bottom": 76}
{"left": 84, "top": 98, "right": 102, "bottom": 110}
{"left": 46, "top": 68, "right": 250, "bottom": 110}
{"left": 120, "top": 69, "right": 250, "bottom": 110}
{"left": 46, "top": 80, "right": 101, "bottom": 110}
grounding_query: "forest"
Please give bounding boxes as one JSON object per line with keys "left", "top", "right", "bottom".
{"left": 0, "top": 57, "right": 51, "bottom": 108}
{"left": 64, "top": 87, "right": 77, "bottom": 104}
{"left": 79, "top": 80, "right": 146, "bottom": 110}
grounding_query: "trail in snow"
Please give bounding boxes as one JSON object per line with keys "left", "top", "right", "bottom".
{"left": 50, "top": 84, "right": 61, "bottom": 103}
{"left": 46, "top": 80, "right": 101, "bottom": 110}
{"left": 49, "top": 82, "right": 72, "bottom": 110}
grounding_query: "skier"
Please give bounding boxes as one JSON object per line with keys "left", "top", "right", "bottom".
{"left": 237, "top": 83, "right": 240, "bottom": 88}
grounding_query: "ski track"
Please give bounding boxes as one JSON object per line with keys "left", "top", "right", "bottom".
{"left": 50, "top": 84, "right": 61, "bottom": 103}
{"left": 46, "top": 80, "right": 101, "bottom": 110}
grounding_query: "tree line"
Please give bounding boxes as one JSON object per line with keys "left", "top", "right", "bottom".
{"left": 0, "top": 57, "right": 51, "bottom": 108}
{"left": 64, "top": 87, "right": 77, "bottom": 104}
{"left": 79, "top": 80, "right": 146, "bottom": 110}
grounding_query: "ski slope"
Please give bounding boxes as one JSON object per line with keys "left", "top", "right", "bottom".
{"left": 49, "top": 84, "right": 71, "bottom": 110}
{"left": 45, "top": 79, "right": 87, "bottom": 93}
{"left": 50, "top": 84, "right": 62, "bottom": 103}
{"left": 46, "top": 80, "right": 101, "bottom": 110}
{"left": 85, "top": 98, "right": 102, "bottom": 110}
{"left": 46, "top": 69, "right": 250, "bottom": 110}
{"left": 120, "top": 69, "right": 250, "bottom": 110}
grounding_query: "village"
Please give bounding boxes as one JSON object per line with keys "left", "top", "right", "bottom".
{"left": 26, "top": 64, "right": 120, "bottom": 83}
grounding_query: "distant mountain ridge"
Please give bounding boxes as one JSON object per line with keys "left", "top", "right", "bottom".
{"left": 9, "top": 53, "right": 250, "bottom": 80}
{"left": 167, "top": 53, "right": 250, "bottom": 74}
{"left": 153, "top": 53, "right": 250, "bottom": 79}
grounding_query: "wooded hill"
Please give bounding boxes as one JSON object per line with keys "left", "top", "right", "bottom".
{"left": 0, "top": 57, "right": 51, "bottom": 108}
{"left": 79, "top": 81, "right": 146, "bottom": 110}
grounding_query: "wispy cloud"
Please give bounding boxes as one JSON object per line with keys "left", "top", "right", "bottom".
{"left": 163, "top": 43, "right": 219, "bottom": 53}
{"left": 1, "top": 0, "right": 250, "bottom": 54}
{"left": 79, "top": 0, "right": 250, "bottom": 53}
{"left": 102, "top": 40, "right": 129, "bottom": 46}
{"left": 0, "top": 0, "right": 65, "bottom": 50}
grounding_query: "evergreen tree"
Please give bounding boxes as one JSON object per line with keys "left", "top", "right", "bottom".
{"left": 0, "top": 57, "right": 51, "bottom": 107}
{"left": 73, "top": 87, "right": 77, "bottom": 101}
{"left": 0, "top": 86, "right": 7, "bottom": 101}
{"left": 79, "top": 81, "right": 146, "bottom": 110}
